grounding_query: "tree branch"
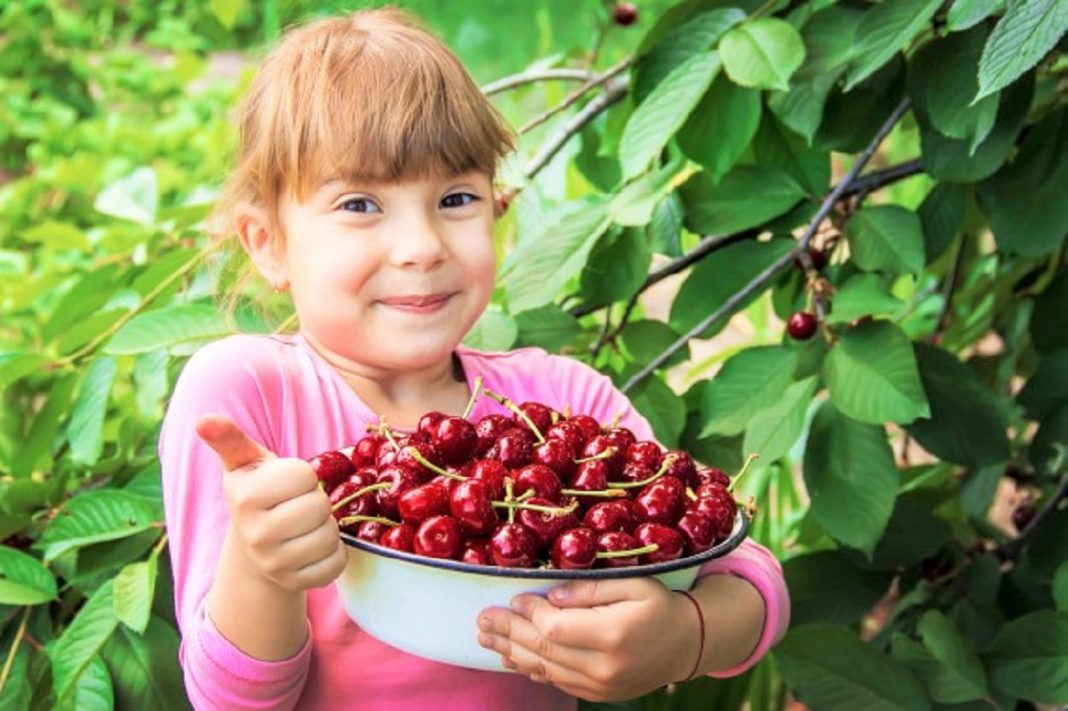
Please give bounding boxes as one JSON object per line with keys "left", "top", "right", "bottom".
{"left": 523, "top": 76, "right": 629, "bottom": 181}
{"left": 621, "top": 98, "right": 912, "bottom": 393}
{"left": 481, "top": 68, "right": 597, "bottom": 96}
{"left": 519, "top": 56, "right": 633, "bottom": 135}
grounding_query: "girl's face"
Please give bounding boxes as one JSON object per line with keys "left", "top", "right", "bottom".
{"left": 274, "top": 170, "right": 497, "bottom": 375}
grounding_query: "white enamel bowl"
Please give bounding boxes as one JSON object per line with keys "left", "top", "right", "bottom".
{"left": 336, "top": 512, "right": 749, "bottom": 672}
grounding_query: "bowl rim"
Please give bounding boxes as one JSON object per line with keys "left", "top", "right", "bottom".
{"left": 339, "top": 510, "right": 749, "bottom": 579}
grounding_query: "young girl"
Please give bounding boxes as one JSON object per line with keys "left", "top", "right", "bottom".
{"left": 159, "top": 8, "right": 789, "bottom": 709}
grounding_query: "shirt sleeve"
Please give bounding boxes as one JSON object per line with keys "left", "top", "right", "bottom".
{"left": 159, "top": 337, "right": 311, "bottom": 710}
{"left": 543, "top": 352, "right": 790, "bottom": 678}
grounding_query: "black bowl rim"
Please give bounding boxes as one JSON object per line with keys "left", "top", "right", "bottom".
{"left": 339, "top": 511, "right": 749, "bottom": 579}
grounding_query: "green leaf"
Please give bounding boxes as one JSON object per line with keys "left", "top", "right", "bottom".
{"left": 210, "top": 0, "right": 244, "bottom": 29}
{"left": 463, "top": 305, "right": 517, "bottom": 352}
{"left": 918, "top": 183, "right": 967, "bottom": 262}
{"left": 784, "top": 551, "right": 894, "bottom": 627}
{"left": 917, "top": 610, "right": 989, "bottom": 702}
{"left": 618, "top": 320, "right": 691, "bottom": 370}
{"left": 0, "top": 643, "right": 32, "bottom": 711}
{"left": 906, "top": 344, "right": 1009, "bottom": 467}
{"left": 720, "top": 17, "right": 806, "bottom": 91}
{"left": 824, "top": 320, "right": 930, "bottom": 425}
{"left": 49, "top": 580, "right": 119, "bottom": 704}
{"left": 865, "top": 495, "right": 952, "bottom": 569}
{"left": 804, "top": 402, "right": 898, "bottom": 555}
{"left": 845, "top": 0, "right": 943, "bottom": 91}
{"left": 1018, "top": 349, "right": 1068, "bottom": 420}
{"left": 56, "top": 655, "right": 114, "bottom": 711}
{"left": 19, "top": 220, "right": 91, "bottom": 251}
{"left": 752, "top": 112, "right": 830, "bottom": 196}
{"left": 1031, "top": 402, "right": 1068, "bottom": 476}
{"left": 609, "top": 159, "right": 686, "bottom": 227}
{"left": 678, "top": 166, "right": 805, "bottom": 235}
{"left": 777, "top": 625, "right": 931, "bottom": 710}
{"left": 620, "top": 52, "right": 722, "bottom": 180}
{"left": 0, "top": 352, "right": 46, "bottom": 390}
{"left": 68, "top": 356, "right": 118, "bottom": 466}
{"left": 94, "top": 167, "right": 158, "bottom": 226}
{"left": 700, "top": 346, "right": 798, "bottom": 437}
{"left": 113, "top": 558, "right": 157, "bottom": 634}
{"left": 976, "top": 0, "right": 1068, "bottom": 101}
{"left": 501, "top": 197, "right": 612, "bottom": 313}
{"left": 985, "top": 610, "right": 1068, "bottom": 704}
{"left": 1031, "top": 272, "right": 1068, "bottom": 354}
{"left": 645, "top": 193, "right": 684, "bottom": 257}
{"left": 632, "top": 8, "right": 745, "bottom": 102}
{"left": 670, "top": 238, "right": 795, "bottom": 340}
{"left": 947, "top": 0, "right": 1004, "bottom": 31}
{"left": 1054, "top": 562, "right": 1068, "bottom": 611}
{"left": 101, "top": 617, "right": 190, "bottom": 711}
{"left": 12, "top": 372, "right": 77, "bottom": 478}
{"left": 578, "top": 228, "right": 651, "bottom": 307}
{"left": 677, "top": 73, "right": 761, "bottom": 182}
{"left": 826, "top": 274, "right": 904, "bottom": 324}
{"left": 628, "top": 374, "right": 686, "bottom": 448}
{"left": 743, "top": 377, "right": 818, "bottom": 463}
{"left": 514, "top": 305, "right": 582, "bottom": 353}
{"left": 36, "top": 490, "right": 161, "bottom": 562}
{"left": 104, "top": 304, "right": 232, "bottom": 355}
{"left": 0, "top": 547, "right": 57, "bottom": 605}
{"left": 845, "top": 206, "right": 926, "bottom": 275}
{"left": 977, "top": 107, "right": 1068, "bottom": 257}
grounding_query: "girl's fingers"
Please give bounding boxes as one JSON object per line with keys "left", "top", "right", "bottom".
{"left": 261, "top": 488, "right": 334, "bottom": 543}
{"left": 480, "top": 626, "right": 599, "bottom": 691}
{"left": 272, "top": 516, "right": 343, "bottom": 567}
{"left": 289, "top": 540, "right": 348, "bottom": 588}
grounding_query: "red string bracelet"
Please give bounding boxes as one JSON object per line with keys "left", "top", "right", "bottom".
{"left": 675, "top": 590, "right": 705, "bottom": 681}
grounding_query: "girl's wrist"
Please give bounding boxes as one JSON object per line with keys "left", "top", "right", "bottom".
{"left": 671, "top": 590, "right": 706, "bottom": 683}
{"left": 683, "top": 573, "right": 766, "bottom": 677}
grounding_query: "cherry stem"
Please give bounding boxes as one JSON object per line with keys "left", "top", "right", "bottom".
{"left": 728, "top": 453, "right": 760, "bottom": 494}
{"left": 516, "top": 489, "right": 536, "bottom": 502}
{"left": 337, "top": 514, "right": 400, "bottom": 528}
{"left": 483, "top": 388, "right": 546, "bottom": 443}
{"left": 596, "top": 543, "right": 659, "bottom": 559}
{"left": 330, "top": 482, "right": 391, "bottom": 513}
{"left": 403, "top": 446, "right": 468, "bottom": 482}
{"left": 608, "top": 453, "right": 679, "bottom": 489}
{"left": 607, "top": 411, "right": 621, "bottom": 429}
{"left": 573, "top": 445, "right": 618, "bottom": 464}
{"left": 377, "top": 418, "right": 401, "bottom": 451}
{"left": 685, "top": 487, "right": 698, "bottom": 502}
{"left": 505, "top": 478, "right": 516, "bottom": 524}
{"left": 561, "top": 487, "right": 628, "bottom": 498}
{"left": 461, "top": 376, "right": 483, "bottom": 420}
{"left": 492, "top": 498, "right": 579, "bottom": 517}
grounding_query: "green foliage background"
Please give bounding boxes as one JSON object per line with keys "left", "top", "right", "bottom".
{"left": 1, "top": 0, "right": 1067, "bottom": 708}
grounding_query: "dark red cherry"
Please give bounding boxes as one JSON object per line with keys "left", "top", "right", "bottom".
{"left": 566, "top": 414, "right": 601, "bottom": 442}
{"left": 612, "top": 2, "right": 638, "bottom": 26}
{"left": 677, "top": 511, "right": 717, "bottom": 554}
{"left": 513, "top": 464, "right": 563, "bottom": 502}
{"left": 396, "top": 439, "right": 443, "bottom": 481}
{"left": 375, "top": 465, "right": 422, "bottom": 519}
{"left": 581, "top": 435, "right": 625, "bottom": 476}
{"left": 434, "top": 416, "right": 478, "bottom": 465}
{"left": 474, "top": 414, "right": 513, "bottom": 456}
{"left": 375, "top": 442, "right": 399, "bottom": 468}
{"left": 461, "top": 538, "right": 492, "bottom": 565}
{"left": 634, "top": 522, "right": 684, "bottom": 564}
{"left": 787, "top": 311, "right": 818, "bottom": 340}
{"left": 583, "top": 499, "right": 637, "bottom": 534}
{"left": 532, "top": 438, "right": 576, "bottom": 480}
{"left": 449, "top": 479, "right": 498, "bottom": 537}
{"left": 397, "top": 481, "right": 450, "bottom": 524}
{"left": 413, "top": 515, "right": 462, "bottom": 559}
{"left": 697, "top": 466, "right": 731, "bottom": 488}
{"left": 417, "top": 411, "right": 448, "bottom": 439}
{"left": 545, "top": 421, "right": 586, "bottom": 454}
{"left": 354, "top": 520, "right": 390, "bottom": 542}
{"left": 596, "top": 531, "right": 641, "bottom": 568}
{"left": 492, "top": 427, "right": 536, "bottom": 468}
{"left": 569, "top": 459, "right": 610, "bottom": 494}
{"left": 517, "top": 496, "right": 580, "bottom": 549}
{"left": 329, "top": 468, "right": 380, "bottom": 519}
{"left": 634, "top": 478, "right": 684, "bottom": 525}
{"left": 603, "top": 427, "right": 637, "bottom": 456}
{"left": 690, "top": 486, "right": 737, "bottom": 540}
{"left": 550, "top": 527, "right": 597, "bottom": 569}
{"left": 379, "top": 522, "right": 416, "bottom": 552}
{"left": 309, "top": 450, "right": 354, "bottom": 491}
{"left": 351, "top": 434, "right": 385, "bottom": 468}
{"left": 517, "top": 402, "right": 554, "bottom": 436}
{"left": 490, "top": 523, "right": 540, "bottom": 568}
{"left": 617, "top": 461, "right": 654, "bottom": 485}
{"left": 663, "top": 450, "right": 698, "bottom": 488}
{"left": 626, "top": 441, "right": 662, "bottom": 471}
{"left": 464, "top": 459, "right": 508, "bottom": 499}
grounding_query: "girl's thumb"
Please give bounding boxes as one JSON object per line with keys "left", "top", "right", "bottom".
{"left": 195, "top": 413, "right": 275, "bottom": 473}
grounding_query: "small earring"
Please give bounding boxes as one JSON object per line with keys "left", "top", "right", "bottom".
{"left": 273, "top": 282, "right": 288, "bottom": 294}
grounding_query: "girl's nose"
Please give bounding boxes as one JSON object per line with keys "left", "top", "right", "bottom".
{"left": 390, "top": 215, "right": 448, "bottom": 270}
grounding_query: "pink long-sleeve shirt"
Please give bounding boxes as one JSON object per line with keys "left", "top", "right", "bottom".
{"left": 159, "top": 332, "right": 790, "bottom": 710}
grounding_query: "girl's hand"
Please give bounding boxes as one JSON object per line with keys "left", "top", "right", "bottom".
{"left": 197, "top": 413, "right": 348, "bottom": 592}
{"left": 476, "top": 578, "right": 699, "bottom": 702}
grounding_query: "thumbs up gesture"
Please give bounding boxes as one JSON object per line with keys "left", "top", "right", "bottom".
{"left": 196, "top": 413, "right": 348, "bottom": 591}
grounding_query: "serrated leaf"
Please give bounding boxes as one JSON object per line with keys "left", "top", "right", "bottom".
{"left": 752, "top": 112, "right": 830, "bottom": 195}
{"left": 826, "top": 274, "right": 904, "bottom": 324}
{"left": 804, "top": 402, "right": 898, "bottom": 555}
{"left": 700, "top": 346, "right": 799, "bottom": 437}
{"left": 37, "top": 490, "right": 161, "bottom": 562}
{"left": 620, "top": 52, "right": 722, "bottom": 179}
{"left": 785, "top": 551, "right": 894, "bottom": 627}
{"left": 578, "top": 228, "right": 651, "bottom": 308}
{"left": 678, "top": 166, "right": 805, "bottom": 235}
{"left": 720, "top": 18, "right": 806, "bottom": 91}
{"left": 0, "top": 547, "right": 57, "bottom": 605}
{"left": 947, "top": 0, "right": 1004, "bottom": 31}
{"left": 609, "top": 159, "right": 687, "bottom": 227}
{"left": 502, "top": 197, "right": 612, "bottom": 313}
{"left": 678, "top": 73, "right": 761, "bottom": 182}
{"left": 514, "top": 305, "right": 582, "bottom": 352}
{"left": 906, "top": 343, "right": 1010, "bottom": 467}
{"left": 743, "top": 377, "right": 817, "bottom": 462}
{"left": 1019, "top": 349, "right": 1068, "bottom": 420}
{"left": 104, "top": 304, "right": 232, "bottom": 355}
{"left": 846, "top": 205, "right": 926, "bottom": 274}
{"left": 618, "top": 320, "right": 691, "bottom": 370}
{"left": 94, "top": 168, "right": 158, "bottom": 226}
{"left": 777, "top": 625, "right": 931, "bottom": 710}
{"left": 101, "top": 617, "right": 190, "bottom": 710}
{"left": 629, "top": 374, "right": 686, "bottom": 448}
{"left": 845, "top": 0, "right": 943, "bottom": 91}
{"left": 645, "top": 193, "right": 684, "bottom": 257}
{"left": 56, "top": 655, "right": 114, "bottom": 711}
{"left": 985, "top": 610, "right": 1068, "bottom": 703}
{"left": 976, "top": 0, "right": 1068, "bottom": 101}
{"left": 918, "top": 183, "right": 967, "bottom": 261}
{"left": 68, "top": 356, "right": 117, "bottom": 466}
{"left": 824, "top": 320, "right": 930, "bottom": 424}
{"left": 113, "top": 559, "right": 157, "bottom": 634}
{"left": 12, "top": 372, "right": 77, "bottom": 478}
{"left": 917, "top": 610, "right": 989, "bottom": 702}
{"left": 49, "top": 580, "right": 119, "bottom": 703}
{"left": 463, "top": 306, "right": 518, "bottom": 352}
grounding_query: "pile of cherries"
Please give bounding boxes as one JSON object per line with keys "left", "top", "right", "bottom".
{"left": 310, "top": 382, "right": 748, "bottom": 570}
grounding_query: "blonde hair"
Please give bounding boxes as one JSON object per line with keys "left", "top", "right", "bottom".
{"left": 211, "top": 7, "right": 515, "bottom": 325}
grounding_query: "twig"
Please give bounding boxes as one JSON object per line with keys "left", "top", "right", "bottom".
{"left": 523, "top": 76, "right": 629, "bottom": 181}
{"left": 999, "top": 457, "right": 1068, "bottom": 562}
{"left": 481, "top": 68, "right": 597, "bottom": 96}
{"left": 0, "top": 607, "right": 31, "bottom": 695}
{"left": 843, "top": 159, "right": 924, "bottom": 202}
{"left": 519, "top": 56, "right": 633, "bottom": 135}
{"left": 590, "top": 304, "right": 614, "bottom": 359}
{"left": 621, "top": 98, "right": 911, "bottom": 393}
{"left": 930, "top": 235, "right": 966, "bottom": 343}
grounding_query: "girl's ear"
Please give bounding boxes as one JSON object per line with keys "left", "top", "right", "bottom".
{"left": 234, "top": 203, "right": 288, "bottom": 289}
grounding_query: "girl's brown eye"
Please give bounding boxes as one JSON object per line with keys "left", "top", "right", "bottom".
{"left": 340, "top": 197, "right": 380, "bottom": 213}
{"left": 441, "top": 193, "right": 478, "bottom": 209}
